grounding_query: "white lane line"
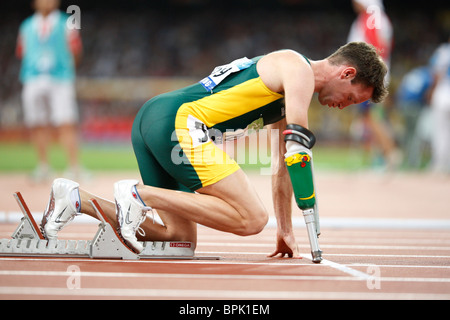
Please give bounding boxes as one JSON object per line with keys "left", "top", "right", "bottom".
{"left": 323, "top": 253, "right": 450, "bottom": 258}
{"left": 346, "top": 264, "right": 450, "bottom": 269}
{"left": 320, "top": 244, "right": 450, "bottom": 250}
{"left": 300, "top": 254, "right": 372, "bottom": 280}
{"left": 2, "top": 270, "right": 449, "bottom": 283}
{"left": 0, "top": 270, "right": 363, "bottom": 281}
{"left": 197, "top": 236, "right": 450, "bottom": 245}
{"left": 1, "top": 250, "right": 450, "bottom": 265}
{"left": 198, "top": 242, "right": 450, "bottom": 251}
{"left": 3, "top": 213, "right": 450, "bottom": 230}
{"left": 0, "top": 286, "right": 449, "bottom": 300}
{"left": 198, "top": 251, "right": 450, "bottom": 259}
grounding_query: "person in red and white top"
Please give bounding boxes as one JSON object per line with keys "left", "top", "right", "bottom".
{"left": 347, "top": 0, "right": 400, "bottom": 171}
{"left": 348, "top": 0, "right": 393, "bottom": 71}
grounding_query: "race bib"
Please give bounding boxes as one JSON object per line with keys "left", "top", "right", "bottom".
{"left": 199, "top": 57, "right": 255, "bottom": 92}
{"left": 186, "top": 115, "right": 210, "bottom": 148}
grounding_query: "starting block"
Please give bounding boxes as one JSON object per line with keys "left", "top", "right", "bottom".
{"left": 0, "top": 192, "right": 214, "bottom": 260}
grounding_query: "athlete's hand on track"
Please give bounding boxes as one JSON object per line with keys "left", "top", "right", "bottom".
{"left": 268, "top": 232, "right": 301, "bottom": 259}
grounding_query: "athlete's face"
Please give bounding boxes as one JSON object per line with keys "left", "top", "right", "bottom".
{"left": 318, "top": 67, "right": 374, "bottom": 110}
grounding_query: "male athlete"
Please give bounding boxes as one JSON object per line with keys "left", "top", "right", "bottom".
{"left": 41, "top": 42, "right": 387, "bottom": 258}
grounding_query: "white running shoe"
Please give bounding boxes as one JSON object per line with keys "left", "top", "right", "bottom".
{"left": 114, "top": 179, "right": 152, "bottom": 253}
{"left": 41, "top": 178, "right": 81, "bottom": 240}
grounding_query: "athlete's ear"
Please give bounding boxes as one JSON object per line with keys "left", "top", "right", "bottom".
{"left": 340, "top": 67, "right": 357, "bottom": 80}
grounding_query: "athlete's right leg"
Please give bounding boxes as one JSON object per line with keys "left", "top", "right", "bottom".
{"left": 71, "top": 166, "right": 267, "bottom": 244}
{"left": 135, "top": 168, "right": 269, "bottom": 237}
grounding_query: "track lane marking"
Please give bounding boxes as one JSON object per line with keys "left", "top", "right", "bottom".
{"left": 1, "top": 270, "right": 449, "bottom": 283}
{"left": 300, "top": 254, "right": 372, "bottom": 280}
{"left": 0, "top": 286, "right": 449, "bottom": 300}
{"left": 198, "top": 242, "right": 450, "bottom": 251}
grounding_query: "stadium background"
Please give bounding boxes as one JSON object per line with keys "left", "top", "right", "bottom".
{"left": 0, "top": 0, "right": 449, "bottom": 172}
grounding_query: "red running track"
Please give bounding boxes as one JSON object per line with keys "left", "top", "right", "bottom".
{"left": 1, "top": 223, "right": 450, "bottom": 300}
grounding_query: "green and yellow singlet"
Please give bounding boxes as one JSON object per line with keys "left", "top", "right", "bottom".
{"left": 132, "top": 55, "right": 287, "bottom": 191}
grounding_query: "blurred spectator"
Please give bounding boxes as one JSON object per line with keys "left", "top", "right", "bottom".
{"left": 347, "top": 0, "right": 401, "bottom": 170}
{"left": 16, "top": 0, "right": 83, "bottom": 182}
{"left": 396, "top": 66, "right": 433, "bottom": 168}
{"left": 428, "top": 37, "right": 450, "bottom": 175}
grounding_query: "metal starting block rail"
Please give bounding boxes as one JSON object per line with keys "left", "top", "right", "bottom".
{"left": 0, "top": 192, "right": 212, "bottom": 260}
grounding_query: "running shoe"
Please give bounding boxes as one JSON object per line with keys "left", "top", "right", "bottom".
{"left": 41, "top": 178, "right": 81, "bottom": 239}
{"left": 114, "top": 179, "right": 152, "bottom": 253}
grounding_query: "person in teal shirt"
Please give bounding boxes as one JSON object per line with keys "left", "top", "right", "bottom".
{"left": 17, "top": 0, "right": 83, "bottom": 182}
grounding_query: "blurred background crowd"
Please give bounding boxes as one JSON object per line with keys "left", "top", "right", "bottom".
{"left": 0, "top": 0, "right": 449, "bottom": 178}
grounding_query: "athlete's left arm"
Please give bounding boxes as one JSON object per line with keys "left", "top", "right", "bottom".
{"left": 260, "top": 50, "right": 316, "bottom": 258}
{"left": 268, "top": 118, "right": 299, "bottom": 258}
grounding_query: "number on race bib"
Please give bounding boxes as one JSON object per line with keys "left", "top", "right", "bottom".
{"left": 199, "top": 57, "right": 255, "bottom": 92}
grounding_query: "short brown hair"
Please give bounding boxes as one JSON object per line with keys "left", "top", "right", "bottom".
{"left": 327, "top": 42, "right": 388, "bottom": 104}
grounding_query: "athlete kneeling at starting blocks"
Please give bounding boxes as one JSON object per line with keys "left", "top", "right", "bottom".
{"left": 38, "top": 42, "right": 387, "bottom": 263}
